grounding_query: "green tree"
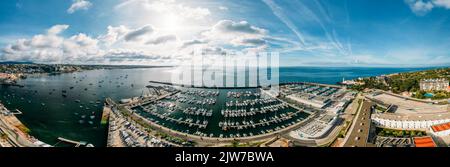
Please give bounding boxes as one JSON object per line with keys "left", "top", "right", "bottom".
{"left": 231, "top": 141, "right": 240, "bottom": 147}
{"left": 410, "top": 131, "right": 416, "bottom": 137}
{"left": 417, "top": 131, "right": 423, "bottom": 136}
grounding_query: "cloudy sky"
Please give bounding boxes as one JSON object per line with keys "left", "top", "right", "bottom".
{"left": 0, "top": 0, "right": 449, "bottom": 67}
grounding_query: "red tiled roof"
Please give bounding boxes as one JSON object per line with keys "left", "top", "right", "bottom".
{"left": 431, "top": 122, "right": 450, "bottom": 132}
{"left": 414, "top": 137, "right": 436, "bottom": 147}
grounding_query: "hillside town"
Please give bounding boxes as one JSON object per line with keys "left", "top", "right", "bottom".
{"left": 0, "top": 63, "right": 170, "bottom": 86}
{"left": 342, "top": 68, "right": 450, "bottom": 101}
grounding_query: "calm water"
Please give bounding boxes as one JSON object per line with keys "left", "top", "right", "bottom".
{"left": 131, "top": 87, "right": 309, "bottom": 138}
{"left": 0, "top": 67, "right": 434, "bottom": 146}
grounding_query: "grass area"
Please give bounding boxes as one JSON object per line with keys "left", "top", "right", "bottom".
{"left": 155, "top": 132, "right": 195, "bottom": 146}
{"left": 413, "top": 90, "right": 450, "bottom": 100}
{"left": 374, "top": 105, "right": 387, "bottom": 113}
{"left": 337, "top": 121, "right": 351, "bottom": 138}
{"left": 1, "top": 132, "right": 7, "bottom": 140}
{"left": 437, "top": 101, "right": 449, "bottom": 105}
{"left": 15, "top": 125, "right": 30, "bottom": 134}
{"left": 376, "top": 127, "right": 426, "bottom": 138}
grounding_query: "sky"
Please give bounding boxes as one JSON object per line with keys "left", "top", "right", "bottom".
{"left": 0, "top": 0, "right": 449, "bottom": 67}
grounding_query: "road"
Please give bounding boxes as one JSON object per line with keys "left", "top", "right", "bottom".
{"left": 342, "top": 99, "right": 373, "bottom": 147}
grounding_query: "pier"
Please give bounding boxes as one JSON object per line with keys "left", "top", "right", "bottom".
{"left": 57, "top": 137, "right": 86, "bottom": 147}
{"left": 279, "top": 82, "right": 343, "bottom": 89}
{"left": 0, "top": 83, "right": 25, "bottom": 88}
{"left": 11, "top": 109, "right": 22, "bottom": 115}
{"left": 149, "top": 81, "right": 261, "bottom": 89}
{"left": 101, "top": 98, "right": 115, "bottom": 125}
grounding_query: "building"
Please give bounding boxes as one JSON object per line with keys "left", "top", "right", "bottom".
{"left": 290, "top": 114, "right": 338, "bottom": 140}
{"left": 0, "top": 73, "right": 15, "bottom": 80}
{"left": 340, "top": 78, "right": 364, "bottom": 86}
{"left": 0, "top": 73, "right": 18, "bottom": 84}
{"left": 286, "top": 93, "right": 331, "bottom": 109}
{"left": 430, "top": 122, "right": 450, "bottom": 137}
{"left": 371, "top": 112, "right": 450, "bottom": 130}
{"left": 419, "top": 78, "right": 449, "bottom": 91}
{"left": 413, "top": 136, "right": 436, "bottom": 147}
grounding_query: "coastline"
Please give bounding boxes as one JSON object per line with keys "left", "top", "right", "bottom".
{"left": 0, "top": 103, "right": 50, "bottom": 147}
{"left": 0, "top": 66, "right": 447, "bottom": 147}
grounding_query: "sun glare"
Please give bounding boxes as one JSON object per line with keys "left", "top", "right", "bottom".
{"left": 160, "top": 13, "right": 184, "bottom": 34}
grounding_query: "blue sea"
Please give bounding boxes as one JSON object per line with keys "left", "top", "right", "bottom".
{"left": 278, "top": 67, "right": 436, "bottom": 84}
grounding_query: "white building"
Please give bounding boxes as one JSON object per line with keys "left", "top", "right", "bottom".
{"left": 290, "top": 114, "right": 338, "bottom": 140}
{"left": 419, "top": 78, "right": 449, "bottom": 91}
{"left": 430, "top": 122, "right": 450, "bottom": 137}
{"left": 371, "top": 113, "right": 450, "bottom": 130}
{"left": 286, "top": 93, "right": 331, "bottom": 109}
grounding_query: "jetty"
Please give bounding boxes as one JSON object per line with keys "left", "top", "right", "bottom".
{"left": 149, "top": 81, "right": 261, "bottom": 89}
{"left": 57, "top": 137, "right": 87, "bottom": 147}
{"left": 101, "top": 98, "right": 115, "bottom": 125}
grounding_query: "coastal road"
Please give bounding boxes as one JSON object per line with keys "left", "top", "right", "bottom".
{"left": 342, "top": 100, "right": 373, "bottom": 147}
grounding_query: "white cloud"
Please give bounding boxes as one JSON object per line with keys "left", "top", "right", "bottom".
{"left": 99, "top": 25, "right": 177, "bottom": 46}
{"left": 115, "top": 0, "right": 210, "bottom": 20}
{"left": 123, "top": 25, "right": 154, "bottom": 42}
{"left": 262, "top": 0, "right": 306, "bottom": 45}
{"left": 98, "top": 25, "right": 129, "bottom": 46}
{"left": 47, "top": 25, "right": 69, "bottom": 35}
{"left": 433, "top": 0, "right": 450, "bottom": 8}
{"left": 1, "top": 25, "right": 101, "bottom": 63}
{"left": 67, "top": 0, "right": 93, "bottom": 14}
{"left": 1, "top": 20, "right": 285, "bottom": 65}
{"left": 202, "top": 20, "right": 267, "bottom": 45}
{"left": 199, "top": 20, "right": 269, "bottom": 52}
{"left": 146, "top": 34, "right": 177, "bottom": 45}
{"left": 104, "top": 49, "right": 168, "bottom": 62}
{"left": 207, "top": 20, "right": 267, "bottom": 35}
{"left": 405, "top": 0, "right": 450, "bottom": 15}
{"left": 406, "top": 0, "right": 434, "bottom": 15}
{"left": 231, "top": 37, "right": 266, "bottom": 47}
{"left": 1, "top": 24, "right": 186, "bottom": 64}
{"left": 219, "top": 6, "right": 228, "bottom": 10}
{"left": 180, "top": 39, "right": 208, "bottom": 48}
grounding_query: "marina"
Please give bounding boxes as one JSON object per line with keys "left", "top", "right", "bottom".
{"left": 125, "top": 85, "right": 311, "bottom": 139}
{"left": 0, "top": 67, "right": 426, "bottom": 146}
